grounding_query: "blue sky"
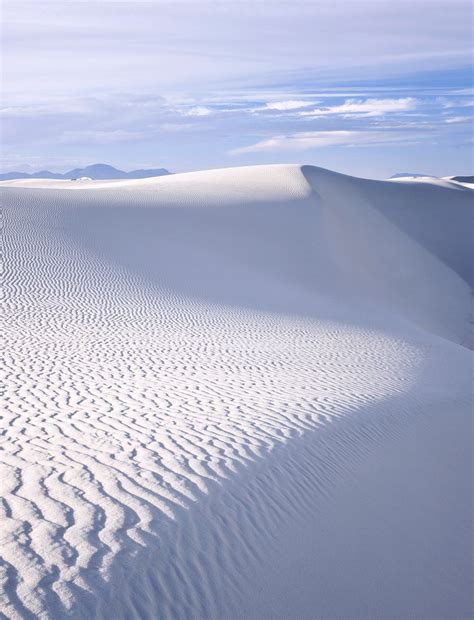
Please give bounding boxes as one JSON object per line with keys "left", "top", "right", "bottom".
{"left": 2, "top": 0, "right": 473, "bottom": 177}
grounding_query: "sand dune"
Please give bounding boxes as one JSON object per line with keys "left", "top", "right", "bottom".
{"left": 1, "top": 164, "right": 472, "bottom": 619}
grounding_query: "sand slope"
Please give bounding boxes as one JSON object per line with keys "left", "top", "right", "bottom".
{"left": 1, "top": 165, "right": 472, "bottom": 619}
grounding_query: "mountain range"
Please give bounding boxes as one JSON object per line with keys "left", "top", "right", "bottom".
{"left": 0, "top": 163, "right": 171, "bottom": 181}
{"left": 389, "top": 172, "right": 433, "bottom": 179}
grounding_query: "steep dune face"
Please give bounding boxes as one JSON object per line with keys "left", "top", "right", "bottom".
{"left": 302, "top": 165, "right": 471, "bottom": 344}
{"left": 362, "top": 174, "right": 473, "bottom": 285}
{"left": 1, "top": 165, "right": 472, "bottom": 619}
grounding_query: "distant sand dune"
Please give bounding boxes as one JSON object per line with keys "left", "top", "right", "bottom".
{"left": 1, "top": 165, "right": 472, "bottom": 619}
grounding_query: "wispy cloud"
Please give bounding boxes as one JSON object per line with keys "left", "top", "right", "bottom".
{"left": 231, "top": 130, "right": 415, "bottom": 154}
{"left": 258, "top": 100, "right": 318, "bottom": 111}
{"left": 59, "top": 130, "right": 144, "bottom": 144}
{"left": 444, "top": 116, "right": 471, "bottom": 124}
{"left": 299, "top": 97, "right": 416, "bottom": 118}
{"left": 438, "top": 97, "right": 474, "bottom": 109}
{"left": 0, "top": 101, "right": 93, "bottom": 117}
{"left": 181, "top": 106, "right": 214, "bottom": 117}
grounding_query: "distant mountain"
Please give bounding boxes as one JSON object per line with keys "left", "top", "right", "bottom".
{"left": 390, "top": 172, "right": 434, "bottom": 179}
{"left": 0, "top": 163, "right": 171, "bottom": 181}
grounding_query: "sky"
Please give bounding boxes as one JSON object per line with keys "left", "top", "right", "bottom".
{"left": 1, "top": 0, "right": 473, "bottom": 178}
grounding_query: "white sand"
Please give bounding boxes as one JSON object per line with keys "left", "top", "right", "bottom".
{"left": 1, "top": 164, "right": 472, "bottom": 619}
{"left": 389, "top": 173, "right": 474, "bottom": 190}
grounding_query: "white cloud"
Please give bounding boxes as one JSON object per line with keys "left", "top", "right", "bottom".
{"left": 0, "top": 101, "right": 92, "bottom": 117}
{"left": 181, "top": 106, "right": 213, "bottom": 117}
{"left": 436, "top": 96, "right": 474, "bottom": 110}
{"left": 444, "top": 116, "right": 471, "bottom": 124}
{"left": 260, "top": 100, "right": 317, "bottom": 111}
{"left": 299, "top": 98, "right": 416, "bottom": 118}
{"left": 232, "top": 130, "right": 412, "bottom": 154}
